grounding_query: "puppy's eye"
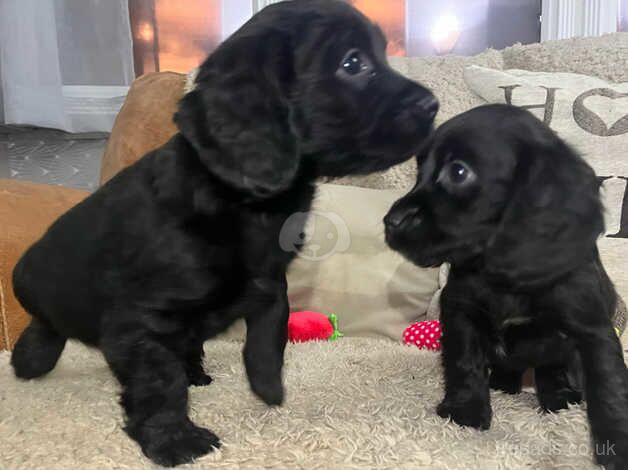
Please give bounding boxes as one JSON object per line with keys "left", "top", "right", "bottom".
{"left": 342, "top": 51, "right": 367, "bottom": 75}
{"left": 438, "top": 160, "right": 476, "bottom": 188}
{"left": 338, "top": 49, "right": 373, "bottom": 77}
{"left": 450, "top": 162, "right": 470, "bottom": 183}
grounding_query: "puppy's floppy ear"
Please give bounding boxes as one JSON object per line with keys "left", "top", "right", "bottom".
{"left": 175, "top": 28, "right": 298, "bottom": 199}
{"left": 485, "top": 119, "right": 604, "bottom": 289}
{"left": 414, "top": 135, "right": 435, "bottom": 183}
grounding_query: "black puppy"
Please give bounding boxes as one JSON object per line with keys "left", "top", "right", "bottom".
{"left": 385, "top": 104, "right": 627, "bottom": 468}
{"left": 10, "top": 0, "right": 437, "bottom": 466}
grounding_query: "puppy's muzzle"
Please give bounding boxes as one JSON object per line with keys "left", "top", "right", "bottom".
{"left": 403, "top": 94, "right": 439, "bottom": 122}
{"left": 393, "top": 82, "right": 439, "bottom": 126}
{"left": 384, "top": 206, "right": 421, "bottom": 231}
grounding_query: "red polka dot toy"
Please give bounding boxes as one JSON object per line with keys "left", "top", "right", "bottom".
{"left": 403, "top": 320, "right": 442, "bottom": 351}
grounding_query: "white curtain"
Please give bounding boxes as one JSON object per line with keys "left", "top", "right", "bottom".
{"left": 541, "top": 0, "right": 619, "bottom": 41}
{"left": 0, "top": 0, "right": 135, "bottom": 133}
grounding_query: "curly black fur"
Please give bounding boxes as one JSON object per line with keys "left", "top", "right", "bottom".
{"left": 10, "top": 0, "right": 437, "bottom": 466}
{"left": 385, "top": 104, "right": 628, "bottom": 468}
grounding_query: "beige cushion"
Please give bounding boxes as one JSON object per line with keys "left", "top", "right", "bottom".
{"left": 464, "top": 66, "right": 628, "bottom": 305}
{"left": 220, "top": 184, "right": 441, "bottom": 341}
{"left": 502, "top": 33, "right": 628, "bottom": 82}
{"left": 287, "top": 184, "right": 439, "bottom": 339}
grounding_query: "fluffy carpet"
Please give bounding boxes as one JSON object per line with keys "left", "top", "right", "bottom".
{"left": 4, "top": 338, "right": 626, "bottom": 469}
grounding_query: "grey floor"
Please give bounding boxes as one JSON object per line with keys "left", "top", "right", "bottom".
{"left": 0, "top": 125, "right": 107, "bottom": 192}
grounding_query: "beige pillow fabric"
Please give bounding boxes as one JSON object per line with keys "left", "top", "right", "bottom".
{"left": 464, "top": 66, "right": 628, "bottom": 303}
{"left": 502, "top": 33, "right": 628, "bottom": 82}
{"left": 287, "top": 184, "right": 440, "bottom": 339}
{"left": 218, "top": 184, "right": 440, "bottom": 341}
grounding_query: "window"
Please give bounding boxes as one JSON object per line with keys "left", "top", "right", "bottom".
{"left": 128, "top": 0, "right": 545, "bottom": 75}
{"left": 130, "top": 0, "right": 222, "bottom": 75}
{"left": 349, "top": 0, "right": 406, "bottom": 56}
{"left": 406, "top": 0, "right": 540, "bottom": 56}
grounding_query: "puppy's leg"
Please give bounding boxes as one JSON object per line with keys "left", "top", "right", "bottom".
{"left": 102, "top": 327, "right": 220, "bottom": 467}
{"left": 568, "top": 320, "right": 628, "bottom": 468}
{"left": 490, "top": 365, "right": 524, "bottom": 394}
{"left": 535, "top": 362, "right": 583, "bottom": 412}
{"left": 11, "top": 318, "right": 66, "bottom": 379}
{"left": 437, "top": 297, "right": 492, "bottom": 430}
{"left": 184, "top": 339, "right": 212, "bottom": 386}
{"left": 243, "top": 277, "right": 289, "bottom": 406}
{"left": 175, "top": 329, "right": 212, "bottom": 387}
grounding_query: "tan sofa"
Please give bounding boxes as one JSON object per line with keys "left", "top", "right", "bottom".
{"left": 1, "top": 33, "right": 626, "bottom": 350}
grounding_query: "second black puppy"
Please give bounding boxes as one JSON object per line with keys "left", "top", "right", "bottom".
{"left": 11, "top": 0, "right": 437, "bottom": 467}
{"left": 385, "top": 104, "right": 627, "bottom": 468}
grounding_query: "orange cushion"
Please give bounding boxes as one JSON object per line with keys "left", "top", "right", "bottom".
{"left": 0, "top": 179, "right": 88, "bottom": 350}
{"left": 99, "top": 71, "right": 185, "bottom": 184}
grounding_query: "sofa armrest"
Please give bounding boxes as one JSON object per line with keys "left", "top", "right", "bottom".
{"left": 99, "top": 71, "right": 186, "bottom": 185}
{"left": 0, "top": 179, "right": 88, "bottom": 350}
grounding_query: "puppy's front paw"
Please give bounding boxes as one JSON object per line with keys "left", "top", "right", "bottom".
{"left": 129, "top": 417, "right": 220, "bottom": 467}
{"left": 187, "top": 369, "right": 213, "bottom": 387}
{"left": 538, "top": 387, "right": 582, "bottom": 413}
{"left": 437, "top": 396, "right": 492, "bottom": 430}
{"left": 250, "top": 376, "right": 284, "bottom": 406}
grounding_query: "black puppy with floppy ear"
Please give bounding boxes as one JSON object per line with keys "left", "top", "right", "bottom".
{"left": 385, "top": 104, "right": 628, "bottom": 468}
{"left": 10, "top": 0, "right": 438, "bottom": 466}
{"left": 175, "top": 23, "right": 299, "bottom": 199}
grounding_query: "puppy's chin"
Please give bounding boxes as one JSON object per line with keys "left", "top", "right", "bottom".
{"left": 407, "top": 251, "right": 446, "bottom": 268}
{"left": 390, "top": 242, "right": 448, "bottom": 268}
{"left": 307, "top": 121, "right": 434, "bottom": 178}
{"left": 366, "top": 122, "right": 435, "bottom": 166}
{"left": 385, "top": 224, "right": 484, "bottom": 269}
{"left": 396, "top": 120, "right": 435, "bottom": 146}
{"left": 393, "top": 242, "right": 478, "bottom": 269}
{"left": 311, "top": 150, "right": 414, "bottom": 178}
{"left": 385, "top": 224, "right": 445, "bottom": 268}
{"left": 354, "top": 149, "right": 417, "bottom": 174}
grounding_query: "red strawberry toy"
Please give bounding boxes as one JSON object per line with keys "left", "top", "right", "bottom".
{"left": 403, "top": 320, "right": 442, "bottom": 351}
{"left": 288, "top": 311, "right": 343, "bottom": 342}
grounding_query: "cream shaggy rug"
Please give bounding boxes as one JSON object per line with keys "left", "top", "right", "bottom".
{"left": 0, "top": 338, "right": 622, "bottom": 470}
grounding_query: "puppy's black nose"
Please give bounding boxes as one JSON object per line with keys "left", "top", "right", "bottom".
{"left": 384, "top": 207, "right": 421, "bottom": 228}
{"left": 414, "top": 95, "right": 439, "bottom": 120}
{"left": 400, "top": 93, "right": 439, "bottom": 121}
